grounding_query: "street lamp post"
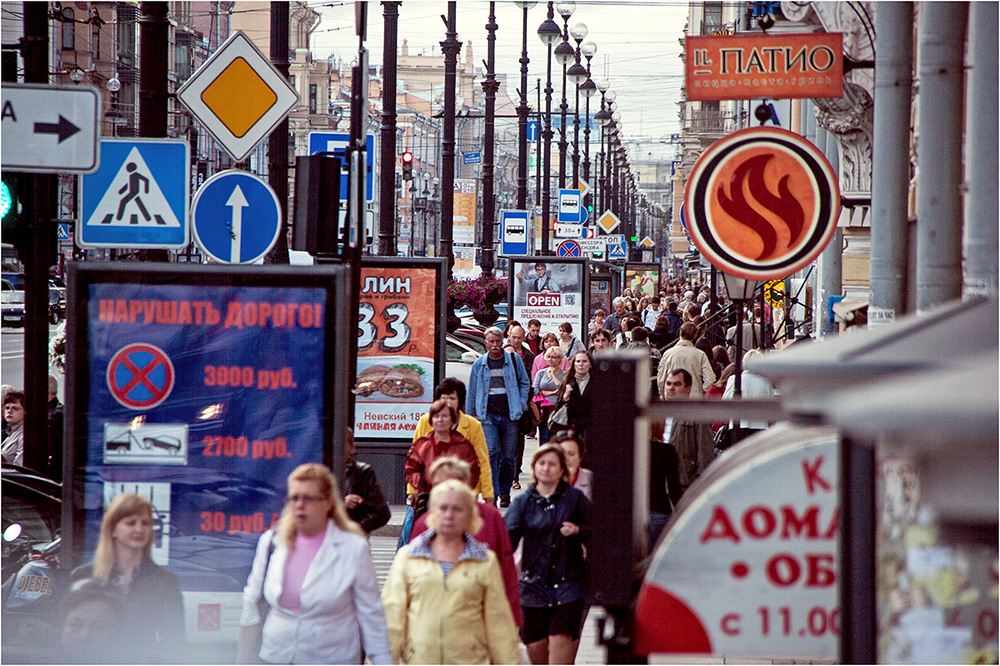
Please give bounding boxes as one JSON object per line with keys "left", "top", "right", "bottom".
{"left": 481, "top": 1, "right": 499, "bottom": 276}
{"left": 579, "top": 41, "right": 597, "bottom": 198}
{"left": 538, "top": 3, "right": 561, "bottom": 254}
{"left": 440, "top": 2, "right": 460, "bottom": 280}
{"left": 514, "top": 1, "right": 536, "bottom": 211}
{"left": 554, "top": 2, "right": 575, "bottom": 190}
{"left": 593, "top": 79, "right": 610, "bottom": 212}
{"left": 567, "top": 22, "right": 589, "bottom": 187}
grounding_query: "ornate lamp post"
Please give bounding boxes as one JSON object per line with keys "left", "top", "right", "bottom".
{"left": 538, "top": 2, "right": 562, "bottom": 254}
{"left": 567, "top": 22, "right": 588, "bottom": 186}
{"left": 579, "top": 41, "right": 597, "bottom": 193}
{"left": 514, "top": 2, "right": 536, "bottom": 211}
{"left": 481, "top": 1, "right": 499, "bottom": 275}
{"left": 554, "top": 2, "right": 575, "bottom": 189}
{"left": 593, "top": 79, "right": 610, "bottom": 212}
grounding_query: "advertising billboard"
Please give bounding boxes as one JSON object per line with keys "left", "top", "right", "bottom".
{"left": 625, "top": 263, "right": 661, "bottom": 299}
{"left": 65, "top": 263, "right": 350, "bottom": 647}
{"left": 354, "top": 258, "right": 446, "bottom": 440}
{"left": 509, "top": 257, "right": 588, "bottom": 338}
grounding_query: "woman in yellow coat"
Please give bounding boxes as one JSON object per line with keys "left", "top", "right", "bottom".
{"left": 382, "top": 479, "right": 520, "bottom": 664}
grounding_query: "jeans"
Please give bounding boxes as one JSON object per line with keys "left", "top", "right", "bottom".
{"left": 648, "top": 511, "right": 671, "bottom": 551}
{"left": 483, "top": 411, "right": 518, "bottom": 498}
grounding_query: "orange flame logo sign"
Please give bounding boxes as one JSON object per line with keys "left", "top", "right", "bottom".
{"left": 708, "top": 147, "right": 817, "bottom": 262}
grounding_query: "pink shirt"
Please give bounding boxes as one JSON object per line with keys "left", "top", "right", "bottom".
{"left": 278, "top": 528, "right": 326, "bottom": 612}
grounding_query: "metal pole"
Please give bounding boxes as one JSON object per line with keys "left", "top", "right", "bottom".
{"left": 582, "top": 57, "right": 592, "bottom": 194}
{"left": 481, "top": 2, "right": 499, "bottom": 275}
{"left": 265, "top": 1, "right": 291, "bottom": 264}
{"left": 839, "top": 436, "right": 877, "bottom": 664}
{"left": 21, "top": 3, "right": 55, "bottom": 475}
{"left": 536, "top": 77, "right": 542, "bottom": 251}
{"left": 571, "top": 46, "right": 581, "bottom": 186}
{"left": 440, "top": 2, "right": 461, "bottom": 278}
{"left": 817, "top": 126, "right": 841, "bottom": 337}
{"left": 378, "top": 1, "right": 400, "bottom": 256}
{"left": 964, "top": 1, "right": 998, "bottom": 297}
{"left": 541, "top": 2, "right": 555, "bottom": 254}
{"left": 557, "top": 16, "right": 569, "bottom": 189}
{"left": 916, "top": 2, "right": 967, "bottom": 312}
{"left": 517, "top": 4, "right": 531, "bottom": 210}
{"left": 868, "top": 1, "right": 913, "bottom": 325}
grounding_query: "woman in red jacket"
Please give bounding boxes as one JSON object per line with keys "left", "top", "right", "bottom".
{"left": 405, "top": 400, "right": 481, "bottom": 508}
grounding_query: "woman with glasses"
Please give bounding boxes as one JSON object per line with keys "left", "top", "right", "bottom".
{"left": 505, "top": 444, "right": 591, "bottom": 665}
{"left": 383, "top": 479, "right": 519, "bottom": 664}
{"left": 530, "top": 332, "right": 568, "bottom": 381}
{"left": 532, "top": 346, "right": 567, "bottom": 445}
{"left": 69, "top": 493, "right": 183, "bottom": 663}
{"left": 238, "top": 464, "right": 391, "bottom": 664}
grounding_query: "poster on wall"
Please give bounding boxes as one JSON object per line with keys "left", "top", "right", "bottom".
{"left": 354, "top": 258, "right": 446, "bottom": 440}
{"left": 66, "top": 263, "right": 349, "bottom": 647}
{"left": 590, "top": 277, "right": 611, "bottom": 319}
{"left": 625, "top": 263, "right": 661, "bottom": 299}
{"left": 509, "top": 257, "right": 587, "bottom": 338}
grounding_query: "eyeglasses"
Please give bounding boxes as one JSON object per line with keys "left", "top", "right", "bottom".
{"left": 286, "top": 494, "right": 326, "bottom": 505}
{"left": 553, "top": 430, "right": 578, "bottom": 440}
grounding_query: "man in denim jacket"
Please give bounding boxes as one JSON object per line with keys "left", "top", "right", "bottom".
{"left": 466, "top": 327, "right": 530, "bottom": 507}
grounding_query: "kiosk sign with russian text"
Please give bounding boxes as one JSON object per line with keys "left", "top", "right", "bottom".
{"left": 686, "top": 33, "right": 843, "bottom": 101}
{"left": 66, "top": 264, "right": 348, "bottom": 646}
{"left": 354, "top": 260, "right": 445, "bottom": 439}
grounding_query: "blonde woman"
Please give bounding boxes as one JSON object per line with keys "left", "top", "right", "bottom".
{"left": 532, "top": 345, "right": 567, "bottom": 444}
{"left": 530, "top": 332, "right": 568, "bottom": 381}
{"left": 383, "top": 479, "right": 519, "bottom": 664}
{"left": 238, "top": 464, "right": 391, "bottom": 664}
{"left": 69, "top": 493, "right": 183, "bottom": 663}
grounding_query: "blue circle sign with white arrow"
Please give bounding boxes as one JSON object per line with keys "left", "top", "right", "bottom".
{"left": 191, "top": 169, "right": 281, "bottom": 264}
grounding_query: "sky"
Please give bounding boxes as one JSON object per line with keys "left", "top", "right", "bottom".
{"left": 308, "top": 1, "right": 689, "bottom": 161}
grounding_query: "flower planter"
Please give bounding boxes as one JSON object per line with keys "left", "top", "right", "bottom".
{"left": 472, "top": 304, "right": 499, "bottom": 327}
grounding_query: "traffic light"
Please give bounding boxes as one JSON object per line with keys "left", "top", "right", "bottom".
{"left": 1, "top": 173, "right": 23, "bottom": 255}
{"left": 401, "top": 151, "right": 413, "bottom": 180}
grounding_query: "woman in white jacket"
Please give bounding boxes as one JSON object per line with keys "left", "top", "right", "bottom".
{"left": 237, "top": 463, "right": 392, "bottom": 664}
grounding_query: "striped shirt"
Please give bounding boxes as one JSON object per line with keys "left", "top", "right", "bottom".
{"left": 486, "top": 354, "right": 507, "bottom": 413}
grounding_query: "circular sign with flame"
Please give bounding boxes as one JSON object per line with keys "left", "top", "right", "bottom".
{"left": 685, "top": 127, "right": 840, "bottom": 281}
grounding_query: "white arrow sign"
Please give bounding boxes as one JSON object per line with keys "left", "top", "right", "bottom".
{"left": 1, "top": 84, "right": 100, "bottom": 173}
{"left": 226, "top": 185, "right": 249, "bottom": 263}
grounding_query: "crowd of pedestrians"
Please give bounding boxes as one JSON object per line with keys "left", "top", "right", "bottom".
{"left": 50, "top": 275, "right": 779, "bottom": 664}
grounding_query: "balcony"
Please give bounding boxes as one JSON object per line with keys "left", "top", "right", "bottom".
{"left": 683, "top": 108, "right": 736, "bottom": 135}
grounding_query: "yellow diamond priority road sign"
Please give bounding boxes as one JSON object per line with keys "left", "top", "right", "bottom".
{"left": 177, "top": 31, "right": 298, "bottom": 163}
{"left": 596, "top": 209, "right": 621, "bottom": 234}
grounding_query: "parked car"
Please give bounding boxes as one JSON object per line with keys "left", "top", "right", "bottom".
{"left": 445, "top": 334, "right": 481, "bottom": 388}
{"left": 1, "top": 289, "right": 25, "bottom": 328}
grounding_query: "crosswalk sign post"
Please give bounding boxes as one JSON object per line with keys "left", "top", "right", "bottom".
{"left": 78, "top": 139, "right": 189, "bottom": 249}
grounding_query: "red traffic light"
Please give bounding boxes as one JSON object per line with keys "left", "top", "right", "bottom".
{"left": 401, "top": 151, "right": 413, "bottom": 164}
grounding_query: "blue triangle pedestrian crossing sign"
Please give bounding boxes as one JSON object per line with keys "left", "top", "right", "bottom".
{"left": 608, "top": 242, "right": 627, "bottom": 259}
{"left": 78, "top": 139, "right": 189, "bottom": 249}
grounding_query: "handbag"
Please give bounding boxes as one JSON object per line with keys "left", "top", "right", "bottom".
{"left": 396, "top": 504, "right": 416, "bottom": 550}
{"left": 713, "top": 423, "right": 733, "bottom": 451}
{"left": 548, "top": 402, "right": 570, "bottom": 430}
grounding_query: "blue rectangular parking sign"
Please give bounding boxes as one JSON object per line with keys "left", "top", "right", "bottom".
{"left": 65, "top": 263, "right": 351, "bottom": 649}
{"left": 308, "top": 131, "right": 375, "bottom": 202}
{"left": 78, "top": 139, "right": 189, "bottom": 249}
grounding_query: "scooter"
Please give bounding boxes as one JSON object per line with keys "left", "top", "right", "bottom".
{"left": 1, "top": 535, "right": 63, "bottom": 663}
